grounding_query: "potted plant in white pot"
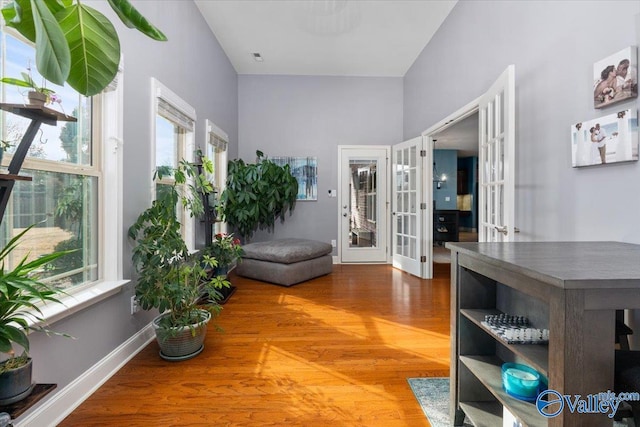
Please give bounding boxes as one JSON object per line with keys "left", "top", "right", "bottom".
{"left": 128, "top": 157, "right": 230, "bottom": 361}
{"left": 0, "top": 225, "right": 71, "bottom": 404}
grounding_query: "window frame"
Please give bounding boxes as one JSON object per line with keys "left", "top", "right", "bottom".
{"left": 150, "top": 78, "right": 197, "bottom": 251}
{"left": 0, "top": 24, "right": 127, "bottom": 325}
{"left": 205, "top": 119, "right": 228, "bottom": 235}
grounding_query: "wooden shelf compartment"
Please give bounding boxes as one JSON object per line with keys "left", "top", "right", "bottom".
{"left": 459, "top": 401, "right": 502, "bottom": 427}
{"left": 460, "top": 355, "right": 547, "bottom": 427}
{"left": 460, "top": 308, "right": 549, "bottom": 376}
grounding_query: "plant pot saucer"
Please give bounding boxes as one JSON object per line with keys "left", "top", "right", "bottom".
{"left": 159, "top": 345, "right": 204, "bottom": 362}
{"left": 0, "top": 383, "right": 34, "bottom": 406}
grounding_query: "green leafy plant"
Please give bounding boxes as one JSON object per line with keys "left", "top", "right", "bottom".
{"left": 0, "top": 70, "right": 55, "bottom": 97}
{"left": 0, "top": 224, "right": 73, "bottom": 371}
{"left": 220, "top": 150, "right": 298, "bottom": 240}
{"left": 203, "top": 233, "right": 244, "bottom": 269}
{"left": 1, "top": 0, "right": 167, "bottom": 96}
{"left": 128, "top": 156, "right": 230, "bottom": 330}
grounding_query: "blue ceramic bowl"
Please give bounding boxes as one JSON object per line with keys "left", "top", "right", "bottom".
{"left": 501, "top": 363, "right": 541, "bottom": 401}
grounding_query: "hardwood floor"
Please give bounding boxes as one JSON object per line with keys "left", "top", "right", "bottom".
{"left": 60, "top": 264, "right": 452, "bottom": 426}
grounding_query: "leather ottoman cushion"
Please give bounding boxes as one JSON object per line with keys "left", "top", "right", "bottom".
{"left": 241, "top": 238, "right": 332, "bottom": 264}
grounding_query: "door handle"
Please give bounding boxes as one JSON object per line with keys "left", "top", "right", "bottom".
{"left": 495, "top": 225, "right": 508, "bottom": 235}
{"left": 343, "top": 205, "right": 348, "bottom": 209}
{"left": 343, "top": 213, "right": 348, "bottom": 217}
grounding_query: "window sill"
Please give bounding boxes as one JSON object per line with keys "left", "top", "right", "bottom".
{"left": 29, "top": 280, "right": 130, "bottom": 328}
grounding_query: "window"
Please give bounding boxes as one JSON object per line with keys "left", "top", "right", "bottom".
{"left": 0, "top": 30, "right": 101, "bottom": 290}
{"left": 151, "top": 78, "right": 196, "bottom": 250}
{"left": 205, "top": 120, "right": 228, "bottom": 235}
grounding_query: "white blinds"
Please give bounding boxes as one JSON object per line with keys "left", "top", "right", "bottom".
{"left": 209, "top": 131, "right": 228, "bottom": 153}
{"left": 158, "top": 98, "right": 194, "bottom": 132}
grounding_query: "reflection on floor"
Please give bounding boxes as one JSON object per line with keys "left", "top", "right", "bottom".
{"left": 433, "top": 231, "right": 478, "bottom": 264}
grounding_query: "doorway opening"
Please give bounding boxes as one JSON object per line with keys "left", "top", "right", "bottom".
{"left": 430, "top": 112, "right": 479, "bottom": 265}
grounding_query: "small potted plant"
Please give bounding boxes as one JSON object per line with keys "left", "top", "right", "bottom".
{"left": 0, "top": 225, "right": 71, "bottom": 404}
{"left": 204, "top": 233, "right": 244, "bottom": 276}
{"left": 128, "top": 156, "right": 230, "bottom": 361}
{"left": 0, "top": 68, "right": 59, "bottom": 107}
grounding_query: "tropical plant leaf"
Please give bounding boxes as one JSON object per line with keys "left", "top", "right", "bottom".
{"left": 0, "top": 77, "right": 33, "bottom": 88}
{"left": 1, "top": 0, "right": 36, "bottom": 42}
{"left": 106, "top": 0, "right": 167, "bottom": 41}
{"left": 31, "top": 0, "right": 70, "bottom": 86}
{"left": 56, "top": 3, "right": 120, "bottom": 96}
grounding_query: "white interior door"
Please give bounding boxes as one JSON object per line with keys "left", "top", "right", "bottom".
{"left": 339, "top": 146, "right": 389, "bottom": 263}
{"left": 391, "top": 137, "right": 424, "bottom": 277}
{"left": 478, "top": 65, "right": 516, "bottom": 242}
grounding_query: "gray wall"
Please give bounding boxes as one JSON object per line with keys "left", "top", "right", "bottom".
{"left": 237, "top": 75, "right": 403, "bottom": 248}
{"left": 27, "top": 0, "right": 238, "bottom": 398}
{"left": 405, "top": 0, "right": 640, "bottom": 243}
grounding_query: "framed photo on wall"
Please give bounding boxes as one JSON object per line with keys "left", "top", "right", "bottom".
{"left": 271, "top": 156, "right": 318, "bottom": 200}
{"left": 593, "top": 46, "right": 638, "bottom": 109}
{"left": 571, "top": 109, "right": 638, "bottom": 167}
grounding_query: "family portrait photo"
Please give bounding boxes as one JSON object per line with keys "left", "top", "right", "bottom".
{"left": 593, "top": 46, "right": 638, "bottom": 109}
{"left": 572, "top": 109, "right": 638, "bottom": 167}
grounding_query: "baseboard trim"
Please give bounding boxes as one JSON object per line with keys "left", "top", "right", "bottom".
{"left": 16, "top": 323, "right": 155, "bottom": 427}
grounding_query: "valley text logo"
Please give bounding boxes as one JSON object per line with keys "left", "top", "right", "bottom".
{"left": 536, "top": 389, "right": 640, "bottom": 418}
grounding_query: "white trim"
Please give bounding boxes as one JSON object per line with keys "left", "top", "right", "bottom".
{"left": 30, "top": 280, "right": 129, "bottom": 329}
{"left": 15, "top": 323, "right": 155, "bottom": 427}
{"left": 184, "top": 131, "right": 196, "bottom": 252}
{"left": 101, "top": 64, "right": 124, "bottom": 281}
{"left": 207, "top": 120, "right": 228, "bottom": 142}
{"left": 205, "top": 119, "right": 228, "bottom": 235}
{"left": 149, "top": 78, "right": 198, "bottom": 251}
{"left": 151, "top": 78, "right": 196, "bottom": 122}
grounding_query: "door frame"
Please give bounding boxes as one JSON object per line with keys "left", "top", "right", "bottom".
{"left": 421, "top": 97, "right": 480, "bottom": 278}
{"left": 337, "top": 145, "right": 391, "bottom": 264}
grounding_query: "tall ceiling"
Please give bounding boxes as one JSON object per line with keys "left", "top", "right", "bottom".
{"left": 194, "top": 0, "right": 457, "bottom": 77}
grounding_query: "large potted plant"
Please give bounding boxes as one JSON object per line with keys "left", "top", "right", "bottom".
{"left": 220, "top": 150, "right": 298, "bottom": 241}
{"left": 128, "top": 157, "right": 230, "bottom": 361}
{"left": 0, "top": 225, "right": 71, "bottom": 404}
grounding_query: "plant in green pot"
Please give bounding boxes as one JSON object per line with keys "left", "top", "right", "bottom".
{"left": 0, "top": 225, "right": 72, "bottom": 404}
{"left": 128, "top": 157, "right": 230, "bottom": 361}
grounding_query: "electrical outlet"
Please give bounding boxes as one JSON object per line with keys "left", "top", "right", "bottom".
{"left": 331, "top": 239, "right": 336, "bottom": 247}
{"left": 130, "top": 295, "right": 139, "bottom": 315}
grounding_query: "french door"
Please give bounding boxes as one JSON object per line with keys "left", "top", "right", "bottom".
{"left": 391, "top": 137, "right": 425, "bottom": 277}
{"left": 478, "top": 65, "right": 516, "bottom": 242}
{"left": 338, "top": 146, "right": 389, "bottom": 263}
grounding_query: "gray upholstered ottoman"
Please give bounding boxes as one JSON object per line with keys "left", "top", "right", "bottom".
{"left": 236, "top": 238, "right": 333, "bottom": 286}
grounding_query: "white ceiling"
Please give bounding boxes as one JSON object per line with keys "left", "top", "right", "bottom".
{"left": 432, "top": 113, "right": 479, "bottom": 157}
{"left": 194, "top": 0, "right": 457, "bottom": 77}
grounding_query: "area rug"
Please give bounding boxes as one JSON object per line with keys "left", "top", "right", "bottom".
{"left": 407, "top": 377, "right": 472, "bottom": 427}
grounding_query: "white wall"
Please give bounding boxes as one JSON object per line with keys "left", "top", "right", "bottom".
{"left": 404, "top": 0, "right": 640, "bottom": 347}
{"left": 238, "top": 75, "right": 403, "bottom": 248}
{"left": 405, "top": 1, "right": 640, "bottom": 243}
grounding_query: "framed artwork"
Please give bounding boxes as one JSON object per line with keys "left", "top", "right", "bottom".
{"left": 571, "top": 109, "right": 638, "bottom": 167}
{"left": 593, "top": 46, "right": 638, "bottom": 109}
{"left": 271, "top": 156, "right": 318, "bottom": 200}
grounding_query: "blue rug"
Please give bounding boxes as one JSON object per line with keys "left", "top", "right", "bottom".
{"left": 407, "top": 377, "right": 472, "bottom": 427}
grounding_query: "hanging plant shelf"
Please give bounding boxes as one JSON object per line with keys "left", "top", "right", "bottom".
{"left": 0, "top": 102, "right": 77, "bottom": 222}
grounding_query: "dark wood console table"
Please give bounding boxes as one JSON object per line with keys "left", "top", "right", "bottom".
{"left": 447, "top": 241, "right": 640, "bottom": 426}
